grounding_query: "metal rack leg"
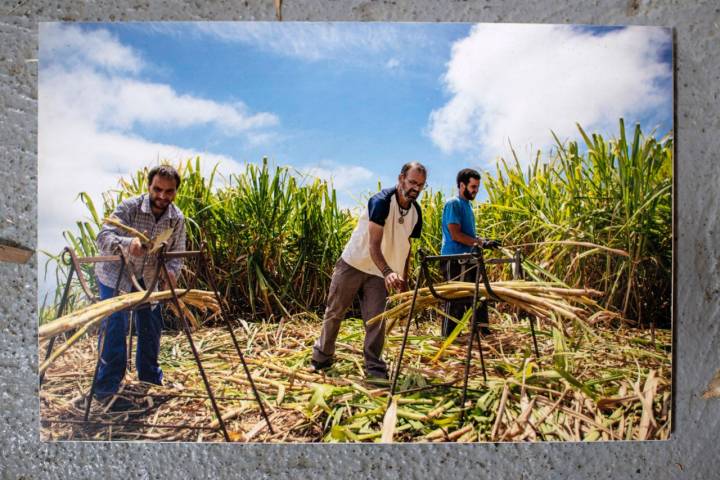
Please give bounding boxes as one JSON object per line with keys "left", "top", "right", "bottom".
{"left": 200, "top": 251, "right": 274, "bottom": 434}
{"left": 161, "top": 261, "right": 231, "bottom": 442}
{"left": 127, "top": 310, "right": 134, "bottom": 372}
{"left": 459, "top": 266, "right": 488, "bottom": 424}
{"left": 84, "top": 262, "right": 126, "bottom": 421}
{"left": 39, "top": 263, "right": 75, "bottom": 386}
{"left": 388, "top": 268, "right": 423, "bottom": 406}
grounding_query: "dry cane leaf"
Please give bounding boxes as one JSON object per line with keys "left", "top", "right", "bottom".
{"left": 381, "top": 396, "right": 398, "bottom": 443}
{"left": 502, "top": 396, "right": 536, "bottom": 441}
{"left": 636, "top": 370, "right": 659, "bottom": 440}
{"left": 491, "top": 383, "right": 510, "bottom": 441}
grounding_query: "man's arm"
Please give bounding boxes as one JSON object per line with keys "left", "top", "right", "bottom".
{"left": 96, "top": 199, "right": 142, "bottom": 256}
{"left": 447, "top": 223, "right": 479, "bottom": 247}
{"left": 443, "top": 200, "right": 477, "bottom": 247}
{"left": 368, "top": 221, "right": 405, "bottom": 292}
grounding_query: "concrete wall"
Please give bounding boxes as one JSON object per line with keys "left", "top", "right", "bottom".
{"left": 1, "top": 1, "right": 717, "bottom": 478}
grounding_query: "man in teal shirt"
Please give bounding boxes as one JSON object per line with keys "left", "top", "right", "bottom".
{"left": 440, "top": 168, "right": 499, "bottom": 337}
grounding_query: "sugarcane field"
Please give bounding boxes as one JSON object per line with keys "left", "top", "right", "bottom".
{"left": 39, "top": 120, "right": 673, "bottom": 443}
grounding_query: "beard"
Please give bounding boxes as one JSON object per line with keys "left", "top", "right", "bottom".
{"left": 462, "top": 189, "right": 476, "bottom": 201}
{"left": 150, "top": 195, "right": 170, "bottom": 212}
{"left": 400, "top": 186, "right": 420, "bottom": 201}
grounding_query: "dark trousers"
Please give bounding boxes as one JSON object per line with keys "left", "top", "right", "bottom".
{"left": 440, "top": 259, "right": 475, "bottom": 337}
{"left": 313, "top": 258, "right": 388, "bottom": 376}
{"left": 95, "top": 280, "right": 164, "bottom": 398}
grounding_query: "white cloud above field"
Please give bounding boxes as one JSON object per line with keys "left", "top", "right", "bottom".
{"left": 38, "top": 23, "right": 379, "bottom": 298}
{"left": 41, "top": 23, "right": 143, "bottom": 73}
{"left": 37, "top": 24, "right": 279, "bottom": 296}
{"left": 295, "top": 160, "right": 373, "bottom": 190}
{"left": 190, "top": 22, "right": 435, "bottom": 63}
{"left": 428, "top": 25, "right": 672, "bottom": 164}
{"left": 40, "top": 24, "right": 278, "bottom": 136}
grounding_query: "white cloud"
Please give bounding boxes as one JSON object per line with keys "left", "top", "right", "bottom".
{"left": 37, "top": 116, "right": 244, "bottom": 264}
{"left": 428, "top": 25, "right": 672, "bottom": 163}
{"left": 190, "top": 22, "right": 435, "bottom": 63}
{"left": 385, "top": 58, "right": 400, "bottom": 70}
{"left": 41, "top": 66, "right": 278, "bottom": 135}
{"left": 40, "top": 22, "right": 143, "bottom": 73}
{"left": 38, "top": 24, "right": 276, "bottom": 299}
{"left": 41, "top": 24, "right": 279, "bottom": 135}
{"left": 293, "top": 160, "right": 373, "bottom": 190}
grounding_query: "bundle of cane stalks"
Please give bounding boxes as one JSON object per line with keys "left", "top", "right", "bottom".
{"left": 369, "top": 280, "right": 616, "bottom": 333}
{"left": 39, "top": 289, "right": 220, "bottom": 375}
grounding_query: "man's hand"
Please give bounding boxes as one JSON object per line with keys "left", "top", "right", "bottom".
{"left": 384, "top": 271, "right": 407, "bottom": 293}
{"left": 128, "top": 237, "right": 146, "bottom": 257}
{"left": 480, "top": 239, "right": 501, "bottom": 250}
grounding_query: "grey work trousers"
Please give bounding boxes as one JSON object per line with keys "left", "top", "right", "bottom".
{"left": 312, "top": 258, "right": 388, "bottom": 376}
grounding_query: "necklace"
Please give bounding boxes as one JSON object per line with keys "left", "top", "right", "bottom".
{"left": 398, "top": 204, "right": 410, "bottom": 224}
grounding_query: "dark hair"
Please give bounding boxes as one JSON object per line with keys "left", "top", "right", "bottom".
{"left": 400, "top": 161, "right": 427, "bottom": 177}
{"left": 148, "top": 165, "right": 181, "bottom": 190}
{"left": 456, "top": 168, "right": 480, "bottom": 188}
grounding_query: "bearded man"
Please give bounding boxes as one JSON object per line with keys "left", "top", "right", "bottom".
{"left": 440, "top": 168, "right": 499, "bottom": 337}
{"left": 93, "top": 165, "right": 186, "bottom": 409}
{"left": 311, "top": 162, "right": 427, "bottom": 380}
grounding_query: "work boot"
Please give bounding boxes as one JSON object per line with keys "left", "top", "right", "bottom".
{"left": 365, "top": 370, "right": 390, "bottom": 387}
{"left": 478, "top": 324, "right": 492, "bottom": 337}
{"left": 310, "top": 358, "right": 334, "bottom": 373}
{"left": 95, "top": 394, "right": 138, "bottom": 412}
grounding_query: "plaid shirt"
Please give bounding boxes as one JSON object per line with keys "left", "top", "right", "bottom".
{"left": 95, "top": 194, "right": 186, "bottom": 293}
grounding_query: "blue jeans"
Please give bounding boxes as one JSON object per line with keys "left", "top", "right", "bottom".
{"left": 95, "top": 280, "right": 164, "bottom": 398}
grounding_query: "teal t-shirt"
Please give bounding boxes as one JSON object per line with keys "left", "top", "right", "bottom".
{"left": 441, "top": 196, "right": 476, "bottom": 254}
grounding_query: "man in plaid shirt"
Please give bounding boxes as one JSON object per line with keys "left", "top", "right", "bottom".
{"left": 94, "top": 165, "right": 186, "bottom": 408}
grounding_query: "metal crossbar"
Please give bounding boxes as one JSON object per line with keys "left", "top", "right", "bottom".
{"left": 387, "top": 246, "right": 540, "bottom": 422}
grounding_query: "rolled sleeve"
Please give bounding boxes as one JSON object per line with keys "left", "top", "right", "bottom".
{"left": 96, "top": 199, "right": 135, "bottom": 254}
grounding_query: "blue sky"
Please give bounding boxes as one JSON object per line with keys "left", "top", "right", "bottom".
{"left": 38, "top": 22, "right": 672, "bottom": 299}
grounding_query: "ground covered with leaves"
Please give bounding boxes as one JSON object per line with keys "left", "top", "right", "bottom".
{"left": 40, "top": 310, "right": 671, "bottom": 443}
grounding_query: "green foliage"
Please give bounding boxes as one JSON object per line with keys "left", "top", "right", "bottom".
{"left": 42, "top": 157, "right": 355, "bottom": 321}
{"left": 476, "top": 120, "right": 672, "bottom": 323}
{"left": 43, "top": 120, "right": 671, "bottom": 325}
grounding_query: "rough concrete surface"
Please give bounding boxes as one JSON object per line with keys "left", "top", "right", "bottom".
{"left": 0, "top": 1, "right": 718, "bottom": 478}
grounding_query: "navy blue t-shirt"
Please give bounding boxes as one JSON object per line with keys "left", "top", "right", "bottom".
{"left": 368, "top": 187, "right": 422, "bottom": 238}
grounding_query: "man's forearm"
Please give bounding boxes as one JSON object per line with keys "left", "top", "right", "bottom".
{"left": 97, "top": 203, "right": 134, "bottom": 253}
{"left": 446, "top": 223, "right": 478, "bottom": 247}
{"left": 451, "top": 231, "right": 478, "bottom": 247}
{"left": 369, "top": 242, "right": 392, "bottom": 274}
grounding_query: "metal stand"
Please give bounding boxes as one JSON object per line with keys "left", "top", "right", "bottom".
{"left": 40, "top": 242, "right": 273, "bottom": 441}
{"left": 388, "top": 246, "right": 539, "bottom": 423}
{"left": 39, "top": 247, "right": 99, "bottom": 386}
